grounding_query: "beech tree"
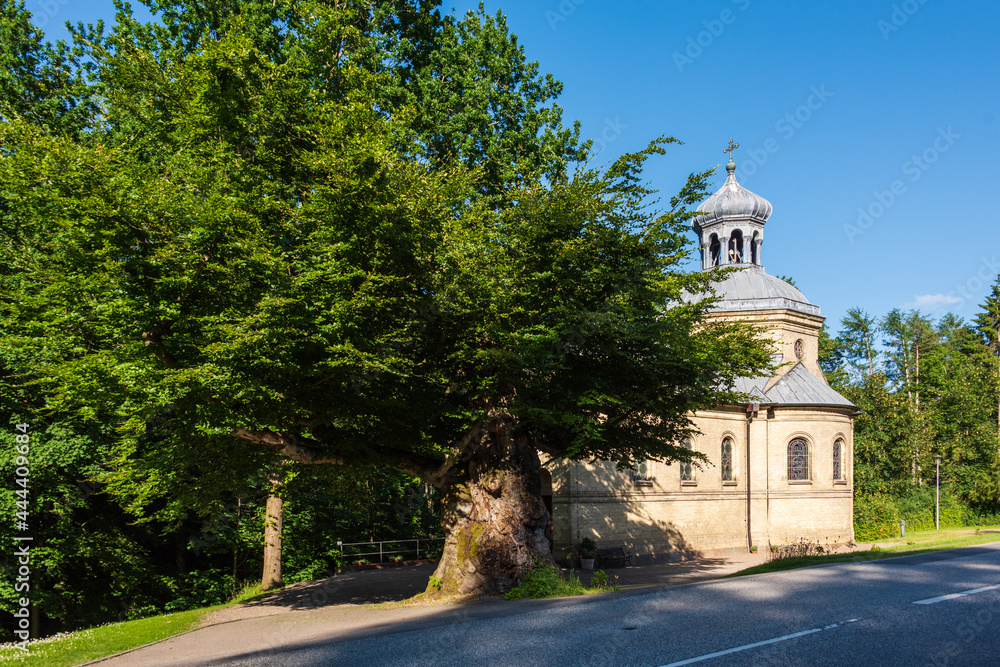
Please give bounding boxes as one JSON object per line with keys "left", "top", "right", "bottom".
{"left": 1, "top": 0, "right": 772, "bottom": 597}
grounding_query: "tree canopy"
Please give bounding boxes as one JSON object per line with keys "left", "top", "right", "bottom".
{"left": 1, "top": 0, "right": 772, "bottom": 599}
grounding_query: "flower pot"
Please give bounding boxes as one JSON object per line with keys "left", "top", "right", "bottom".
{"left": 580, "top": 558, "right": 595, "bottom": 570}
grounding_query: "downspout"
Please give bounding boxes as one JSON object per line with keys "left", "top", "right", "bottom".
{"left": 746, "top": 412, "right": 752, "bottom": 551}
{"left": 746, "top": 402, "right": 760, "bottom": 552}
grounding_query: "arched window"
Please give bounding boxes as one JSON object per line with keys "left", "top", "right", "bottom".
{"left": 750, "top": 232, "right": 759, "bottom": 265}
{"left": 788, "top": 438, "right": 810, "bottom": 481}
{"left": 680, "top": 438, "right": 693, "bottom": 481}
{"left": 709, "top": 234, "right": 721, "bottom": 267}
{"left": 721, "top": 438, "right": 734, "bottom": 482}
{"left": 833, "top": 440, "right": 844, "bottom": 481}
{"left": 728, "top": 230, "right": 744, "bottom": 264}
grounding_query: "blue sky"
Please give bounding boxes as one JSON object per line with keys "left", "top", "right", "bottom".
{"left": 32, "top": 0, "right": 1000, "bottom": 333}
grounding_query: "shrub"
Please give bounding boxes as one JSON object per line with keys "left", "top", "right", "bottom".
{"left": 504, "top": 560, "right": 587, "bottom": 600}
{"left": 590, "top": 570, "right": 619, "bottom": 591}
{"left": 577, "top": 538, "right": 598, "bottom": 560}
{"left": 854, "top": 492, "right": 901, "bottom": 541}
{"left": 895, "top": 487, "right": 965, "bottom": 532}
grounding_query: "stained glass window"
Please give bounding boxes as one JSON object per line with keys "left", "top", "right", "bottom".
{"left": 833, "top": 440, "right": 843, "bottom": 480}
{"left": 788, "top": 438, "right": 809, "bottom": 481}
{"left": 680, "top": 438, "right": 693, "bottom": 481}
{"left": 633, "top": 460, "right": 649, "bottom": 482}
{"left": 721, "top": 438, "right": 734, "bottom": 482}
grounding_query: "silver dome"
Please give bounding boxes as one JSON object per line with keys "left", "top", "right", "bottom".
{"left": 693, "top": 162, "right": 773, "bottom": 230}
{"left": 702, "top": 265, "right": 820, "bottom": 316}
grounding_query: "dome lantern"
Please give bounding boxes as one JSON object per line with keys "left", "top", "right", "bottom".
{"left": 693, "top": 139, "right": 772, "bottom": 271}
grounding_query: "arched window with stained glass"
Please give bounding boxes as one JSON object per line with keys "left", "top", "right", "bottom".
{"left": 788, "top": 438, "right": 810, "bottom": 481}
{"left": 721, "top": 438, "right": 734, "bottom": 482}
{"left": 680, "top": 438, "right": 694, "bottom": 482}
{"left": 833, "top": 440, "right": 844, "bottom": 481}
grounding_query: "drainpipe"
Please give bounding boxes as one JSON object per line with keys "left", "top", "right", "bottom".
{"left": 746, "top": 402, "right": 760, "bottom": 551}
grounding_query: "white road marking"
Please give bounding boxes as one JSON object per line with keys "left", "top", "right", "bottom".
{"left": 912, "top": 584, "right": 1000, "bottom": 605}
{"left": 659, "top": 619, "right": 860, "bottom": 666}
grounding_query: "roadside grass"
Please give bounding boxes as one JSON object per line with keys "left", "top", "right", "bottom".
{"left": 727, "top": 526, "right": 1000, "bottom": 578}
{"left": 0, "top": 582, "right": 272, "bottom": 666}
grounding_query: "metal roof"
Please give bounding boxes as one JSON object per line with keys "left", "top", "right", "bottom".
{"left": 701, "top": 265, "right": 821, "bottom": 317}
{"left": 693, "top": 161, "right": 773, "bottom": 229}
{"left": 759, "top": 363, "right": 855, "bottom": 408}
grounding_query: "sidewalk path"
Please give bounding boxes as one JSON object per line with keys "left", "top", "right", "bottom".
{"left": 93, "top": 550, "right": 823, "bottom": 666}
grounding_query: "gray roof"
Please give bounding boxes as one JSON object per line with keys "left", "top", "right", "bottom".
{"left": 693, "top": 163, "right": 773, "bottom": 229}
{"left": 732, "top": 374, "right": 771, "bottom": 403}
{"left": 752, "top": 363, "right": 855, "bottom": 408}
{"left": 700, "top": 265, "right": 821, "bottom": 317}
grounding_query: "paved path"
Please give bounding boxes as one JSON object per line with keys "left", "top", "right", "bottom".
{"left": 94, "top": 548, "right": 860, "bottom": 666}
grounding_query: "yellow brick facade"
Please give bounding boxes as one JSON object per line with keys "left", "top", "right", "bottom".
{"left": 546, "top": 310, "right": 856, "bottom": 560}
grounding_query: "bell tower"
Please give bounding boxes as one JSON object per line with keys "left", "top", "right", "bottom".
{"left": 692, "top": 139, "right": 772, "bottom": 271}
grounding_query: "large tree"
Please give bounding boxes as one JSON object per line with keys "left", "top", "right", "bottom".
{"left": 974, "top": 277, "right": 1000, "bottom": 450}
{"left": 1, "top": 1, "right": 770, "bottom": 597}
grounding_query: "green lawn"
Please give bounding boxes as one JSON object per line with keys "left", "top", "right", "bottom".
{"left": 727, "top": 526, "right": 1000, "bottom": 578}
{"left": 0, "top": 607, "right": 215, "bottom": 666}
{"left": 0, "top": 581, "right": 274, "bottom": 666}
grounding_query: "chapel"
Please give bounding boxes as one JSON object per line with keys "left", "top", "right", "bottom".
{"left": 544, "top": 144, "right": 857, "bottom": 559}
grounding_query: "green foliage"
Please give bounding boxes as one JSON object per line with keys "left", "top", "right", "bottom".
{"left": 853, "top": 493, "right": 900, "bottom": 542}
{"left": 503, "top": 560, "right": 587, "bottom": 600}
{"left": 838, "top": 308, "right": 880, "bottom": 379}
{"left": 0, "top": 0, "right": 774, "bottom": 633}
{"left": 577, "top": 537, "right": 598, "bottom": 560}
{"left": 589, "top": 569, "right": 619, "bottom": 591}
{"left": 0, "top": 0, "right": 99, "bottom": 135}
{"left": 892, "top": 486, "right": 989, "bottom": 532}
{"left": 2, "top": 0, "right": 771, "bottom": 545}
{"left": 829, "top": 293, "right": 1000, "bottom": 539}
{"left": 163, "top": 569, "right": 238, "bottom": 613}
{"left": 845, "top": 373, "right": 918, "bottom": 498}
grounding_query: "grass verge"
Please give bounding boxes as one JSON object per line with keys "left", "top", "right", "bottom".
{"left": 0, "top": 581, "right": 274, "bottom": 666}
{"left": 0, "top": 607, "right": 214, "bottom": 666}
{"left": 727, "top": 527, "right": 1000, "bottom": 578}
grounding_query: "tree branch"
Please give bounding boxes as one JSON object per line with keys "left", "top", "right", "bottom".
{"left": 231, "top": 428, "right": 450, "bottom": 488}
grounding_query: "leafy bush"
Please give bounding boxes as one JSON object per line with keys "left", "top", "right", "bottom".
{"left": 854, "top": 492, "right": 901, "bottom": 541}
{"left": 504, "top": 560, "right": 587, "bottom": 600}
{"left": 589, "top": 570, "right": 619, "bottom": 591}
{"left": 577, "top": 538, "right": 598, "bottom": 560}
{"left": 163, "top": 569, "right": 237, "bottom": 613}
{"left": 895, "top": 487, "right": 965, "bottom": 532}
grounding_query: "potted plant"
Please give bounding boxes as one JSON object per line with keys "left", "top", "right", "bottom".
{"left": 578, "top": 537, "right": 598, "bottom": 570}
{"left": 749, "top": 544, "right": 758, "bottom": 554}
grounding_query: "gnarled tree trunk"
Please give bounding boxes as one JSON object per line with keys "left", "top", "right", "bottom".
{"left": 428, "top": 419, "right": 551, "bottom": 596}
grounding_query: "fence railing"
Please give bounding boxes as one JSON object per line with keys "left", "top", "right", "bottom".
{"left": 336, "top": 537, "right": 445, "bottom": 565}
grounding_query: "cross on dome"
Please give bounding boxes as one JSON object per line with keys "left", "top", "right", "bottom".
{"left": 723, "top": 138, "right": 739, "bottom": 160}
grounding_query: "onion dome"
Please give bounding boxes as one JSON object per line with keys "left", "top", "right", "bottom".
{"left": 693, "top": 159, "right": 773, "bottom": 231}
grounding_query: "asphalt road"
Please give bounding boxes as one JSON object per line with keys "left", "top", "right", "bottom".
{"left": 207, "top": 543, "right": 1000, "bottom": 667}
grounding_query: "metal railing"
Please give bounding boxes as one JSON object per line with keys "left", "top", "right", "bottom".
{"left": 336, "top": 537, "right": 445, "bottom": 564}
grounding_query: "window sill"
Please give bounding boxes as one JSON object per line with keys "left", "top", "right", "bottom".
{"left": 834, "top": 480, "right": 848, "bottom": 485}
{"left": 634, "top": 480, "right": 654, "bottom": 488}
{"left": 787, "top": 480, "right": 812, "bottom": 485}
{"left": 680, "top": 481, "right": 698, "bottom": 487}
{"left": 722, "top": 481, "right": 738, "bottom": 487}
